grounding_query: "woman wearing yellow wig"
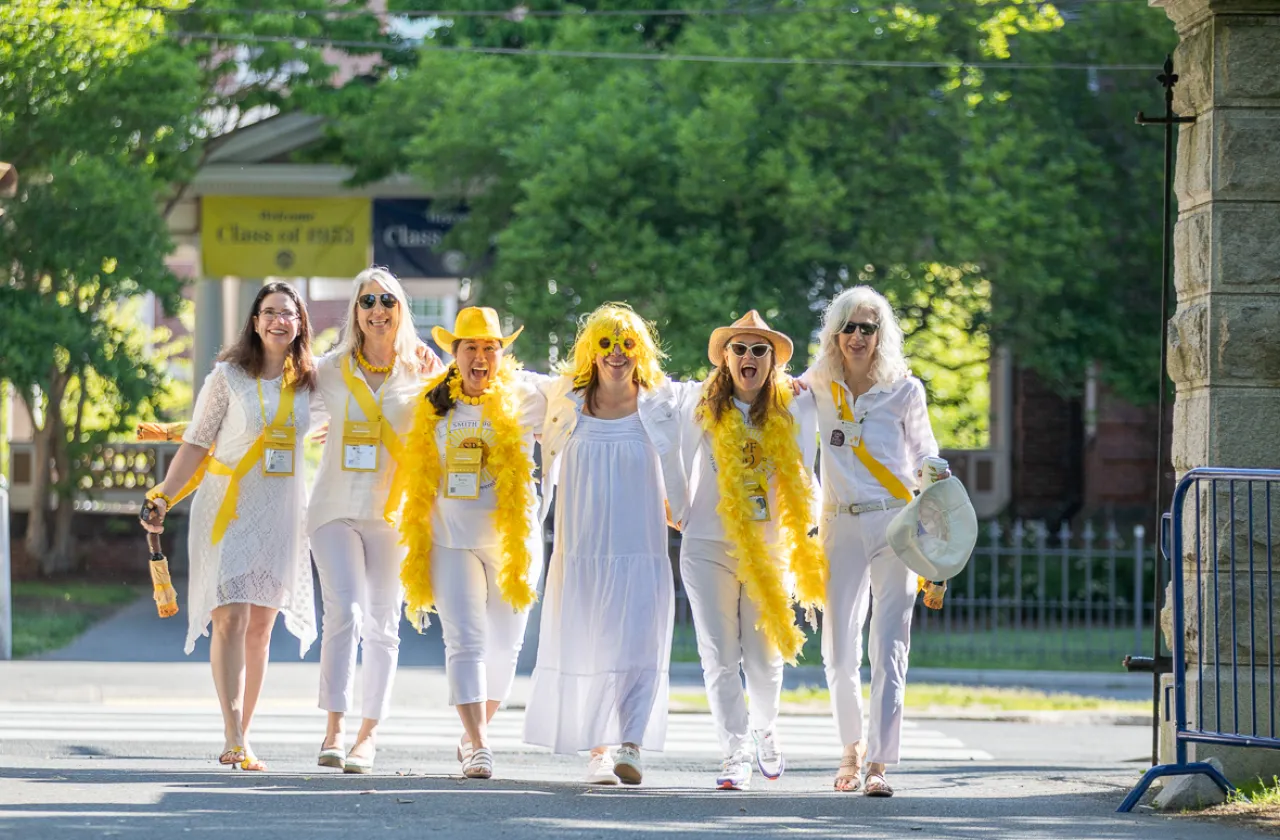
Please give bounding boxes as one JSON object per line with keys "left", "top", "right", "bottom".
{"left": 522, "top": 303, "right": 692, "bottom": 785}
{"left": 395, "top": 306, "right": 545, "bottom": 781}
{"left": 676, "top": 310, "right": 825, "bottom": 791}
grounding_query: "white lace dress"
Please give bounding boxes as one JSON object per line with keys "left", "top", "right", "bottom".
{"left": 523, "top": 412, "right": 674, "bottom": 753}
{"left": 180, "top": 362, "right": 317, "bottom": 656}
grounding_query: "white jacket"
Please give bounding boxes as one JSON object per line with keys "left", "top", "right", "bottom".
{"left": 534, "top": 374, "right": 696, "bottom": 523}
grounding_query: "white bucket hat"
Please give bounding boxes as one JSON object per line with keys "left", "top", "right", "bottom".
{"left": 886, "top": 477, "right": 978, "bottom": 581}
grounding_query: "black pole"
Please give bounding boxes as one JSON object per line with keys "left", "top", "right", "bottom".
{"left": 1136, "top": 55, "right": 1195, "bottom": 767}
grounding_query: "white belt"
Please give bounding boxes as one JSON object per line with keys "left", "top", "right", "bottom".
{"left": 825, "top": 497, "right": 908, "bottom": 516}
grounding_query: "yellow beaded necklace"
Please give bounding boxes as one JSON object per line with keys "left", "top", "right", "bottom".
{"left": 357, "top": 349, "right": 394, "bottom": 374}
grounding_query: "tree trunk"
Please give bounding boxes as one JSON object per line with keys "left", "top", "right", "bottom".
{"left": 50, "top": 372, "right": 90, "bottom": 571}
{"left": 22, "top": 393, "right": 50, "bottom": 565}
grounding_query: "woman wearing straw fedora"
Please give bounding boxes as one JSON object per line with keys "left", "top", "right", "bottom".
{"left": 523, "top": 302, "right": 692, "bottom": 786}
{"left": 310, "top": 267, "right": 443, "bottom": 775}
{"left": 395, "top": 306, "right": 546, "bottom": 781}
{"left": 804, "top": 286, "right": 948, "bottom": 797}
{"left": 140, "top": 281, "right": 319, "bottom": 772}
{"left": 677, "top": 311, "right": 826, "bottom": 791}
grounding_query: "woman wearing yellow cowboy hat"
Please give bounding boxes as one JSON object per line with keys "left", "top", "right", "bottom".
{"left": 676, "top": 310, "right": 826, "bottom": 791}
{"left": 395, "top": 305, "right": 546, "bottom": 781}
{"left": 309, "top": 267, "right": 443, "bottom": 775}
{"left": 522, "top": 303, "right": 696, "bottom": 786}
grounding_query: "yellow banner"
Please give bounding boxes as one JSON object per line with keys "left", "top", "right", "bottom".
{"left": 201, "top": 196, "right": 371, "bottom": 277}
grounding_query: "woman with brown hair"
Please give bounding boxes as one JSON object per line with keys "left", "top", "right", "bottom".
{"left": 141, "top": 280, "right": 319, "bottom": 772}
{"left": 677, "top": 310, "right": 824, "bottom": 791}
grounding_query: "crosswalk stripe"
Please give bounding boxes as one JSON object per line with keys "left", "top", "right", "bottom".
{"left": 0, "top": 705, "right": 993, "bottom": 761}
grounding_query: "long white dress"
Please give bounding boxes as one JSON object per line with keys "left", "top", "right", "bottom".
{"left": 181, "top": 362, "right": 317, "bottom": 656}
{"left": 523, "top": 412, "right": 674, "bottom": 753}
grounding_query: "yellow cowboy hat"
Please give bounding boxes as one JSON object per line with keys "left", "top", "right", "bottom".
{"left": 432, "top": 306, "right": 524, "bottom": 354}
{"left": 708, "top": 309, "right": 794, "bottom": 367}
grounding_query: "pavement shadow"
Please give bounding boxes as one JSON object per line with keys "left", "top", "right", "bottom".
{"left": 0, "top": 766, "right": 1239, "bottom": 840}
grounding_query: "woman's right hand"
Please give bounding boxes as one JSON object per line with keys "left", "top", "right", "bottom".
{"left": 140, "top": 497, "right": 169, "bottom": 534}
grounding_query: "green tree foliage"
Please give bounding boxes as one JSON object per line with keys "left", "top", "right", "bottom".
{"left": 0, "top": 0, "right": 391, "bottom": 573}
{"left": 336, "top": 0, "right": 1173, "bottom": 442}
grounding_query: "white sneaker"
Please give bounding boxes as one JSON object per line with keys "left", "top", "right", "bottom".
{"left": 613, "top": 744, "right": 643, "bottom": 785}
{"left": 585, "top": 752, "right": 619, "bottom": 785}
{"left": 753, "top": 729, "right": 785, "bottom": 780}
{"left": 716, "top": 752, "right": 752, "bottom": 791}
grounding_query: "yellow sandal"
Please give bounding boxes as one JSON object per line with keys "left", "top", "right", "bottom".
{"left": 239, "top": 752, "right": 267, "bottom": 772}
{"left": 219, "top": 746, "right": 246, "bottom": 766}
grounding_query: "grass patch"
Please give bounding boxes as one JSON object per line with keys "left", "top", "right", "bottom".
{"left": 11, "top": 580, "right": 144, "bottom": 659}
{"left": 670, "top": 683, "right": 1149, "bottom": 714}
{"left": 671, "top": 624, "right": 1150, "bottom": 672}
{"left": 1195, "top": 776, "right": 1280, "bottom": 836}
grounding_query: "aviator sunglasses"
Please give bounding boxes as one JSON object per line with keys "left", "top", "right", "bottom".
{"left": 728, "top": 342, "right": 773, "bottom": 359}
{"left": 358, "top": 293, "right": 399, "bottom": 310}
{"left": 841, "top": 321, "right": 880, "bottom": 337}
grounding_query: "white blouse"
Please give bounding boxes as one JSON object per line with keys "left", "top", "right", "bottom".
{"left": 807, "top": 368, "right": 939, "bottom": 507}
{"left": 307, "top": 352, "right": 429, "bottom": 533}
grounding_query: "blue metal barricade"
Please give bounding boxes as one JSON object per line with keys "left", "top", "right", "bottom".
{"left": 1119, "top": 467, "right": 1280, "bottom": 812}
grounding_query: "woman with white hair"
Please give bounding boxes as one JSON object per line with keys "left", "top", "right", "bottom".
{"left": 310, "top": 266, "right": 443, "bottom": 774}
{"left": 804, "top": 286, "right": 946, "bottom": 797}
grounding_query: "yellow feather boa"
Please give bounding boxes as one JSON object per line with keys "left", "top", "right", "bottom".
{"left": 397, "top": 357, "right": 538, "bottom": 629}
{"left": 701, "top": 385, "right": 827, "bottom": 664}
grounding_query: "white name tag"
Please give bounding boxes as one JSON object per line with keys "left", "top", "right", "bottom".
{"left": 343, "top": 443, "right": 378, "bottom": 472}
{"left": 264, "top": 447, "right": 295, "bottom": 476}
{"left": 447, "top": 471, "right": 480, "bottom": 499}
{"left": 841, "top": 420, "right": 863, "bottom": 447}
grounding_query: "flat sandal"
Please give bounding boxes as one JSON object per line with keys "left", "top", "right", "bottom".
{"left": 864, "top": 772, "right": 894, "bottom": 798}
{"left": 834, "top": 756, "right": 863, "bottom": 792}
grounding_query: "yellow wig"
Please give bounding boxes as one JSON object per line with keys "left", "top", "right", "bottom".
{"left": 558, "top": 302, "right": 667, "bottom": 390}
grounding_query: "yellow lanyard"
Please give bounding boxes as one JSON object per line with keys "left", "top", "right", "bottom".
{"left": 829, "top": 382, "right": 911, "bottom": 503}
{"left": 207, "top": 376, "right": 296, "bottom": 544}
{"left": 340, "top": 356, "right": 408, "bottom": 522}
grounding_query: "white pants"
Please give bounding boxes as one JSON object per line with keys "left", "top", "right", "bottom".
{"left": 313, "top": 519, "right": 405, "bottom": 722}
{"left": 820, "top": 508, "right": 917, "bottom": 764}
{"left": 432, "top": 537, "right": 543, "bottom": 706}
{"left": 680, "top": 537, "right": 784, "bottom": 758}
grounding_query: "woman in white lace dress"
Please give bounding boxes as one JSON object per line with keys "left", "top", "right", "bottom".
{"left": 141, "top": 281, "right": 319, "bottom": 771}
{"left": 524, "top": 303, "right": 691, "bottom": 786}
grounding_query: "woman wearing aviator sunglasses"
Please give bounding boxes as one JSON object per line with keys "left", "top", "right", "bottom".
{"left": 307, "top": 267, "right": 443, "bottom": 775}
{"left": 674, "top": 311, "right": 825, "bottom": 792}
{"left": 804, "top": 286, "right": 946, "bottom": 797}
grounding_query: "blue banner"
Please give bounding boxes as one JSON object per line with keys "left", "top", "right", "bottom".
{"left": 372, "top": 199, "right": 471, "bottom": 278}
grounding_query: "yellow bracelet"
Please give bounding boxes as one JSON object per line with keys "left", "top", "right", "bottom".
{"left": 145, "top": 487, "right": 173, "bottom": 507}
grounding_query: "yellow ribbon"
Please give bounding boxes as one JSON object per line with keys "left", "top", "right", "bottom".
{"left": 340, "top": 355, "right": 407, "bottom": 524}
{"left": 831, "top": 382, "right": 924, "bottom": 592}
{"left": 209, "top": 380, "right": 296, "bottom": 545}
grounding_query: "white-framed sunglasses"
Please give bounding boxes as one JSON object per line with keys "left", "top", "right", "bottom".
{"left": 728, "top": 342, "right": 773, "bottom": 359}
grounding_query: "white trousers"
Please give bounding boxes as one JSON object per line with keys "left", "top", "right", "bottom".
{"left": 820, "top": 508, "right": 917, "bottom": 764}
{"left": 680, "top": 537, "right": 784, "bottom": 758}
{"left": 312, "top": 518, "right": 405, "bottom": 722}
{"left": 431, "top": 536, "right": 543, "bottom": 706}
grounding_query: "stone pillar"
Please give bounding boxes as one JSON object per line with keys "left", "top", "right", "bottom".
{"left": 192, "top": 276, "right": 224, "bottom": 391}
{"left": 1158, "top": 0, "right": 1280, "bottom": 784}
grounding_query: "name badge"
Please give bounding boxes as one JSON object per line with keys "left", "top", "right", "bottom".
{"left": 841, "top": 420, "right": 863, "bottom": 448}
{"left": 342, "top": 420, "right": 380, "bottom": 472}
{"left": 445, "top": 446, "right": 483, "bottom": 500}
{"left": 263, "top": 423, "right": 296, "bottom": 477}
{"left": 745, "top": 473, "right": 771, "bottom": 523}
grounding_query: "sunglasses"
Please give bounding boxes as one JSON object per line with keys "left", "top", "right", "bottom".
{"left": 597, "top": 335, "right": 638, "bottom": 354}
{"left": 728, "top": 342, "right": 773, "bottom": 359}
{"left": 358, "top": 293, "right": 398, "bottom": 310}
{"left": 841, "top": 321, "right": 880, "bottom": 336}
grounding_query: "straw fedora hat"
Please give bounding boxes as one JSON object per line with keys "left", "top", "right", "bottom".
{"left": 886, "top": 477, "right": 979, "bottom": 582}
{"left": 431, "top": 306, "right": 523, "bottom": 354}
{"left": 708, "top": 310, "right": 794, "bottom": 367}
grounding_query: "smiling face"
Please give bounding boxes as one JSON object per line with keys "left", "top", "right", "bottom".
{"left": 355, "top": 280, "right": 400, "bottom": 345}
{"left": 594, "top": 328, "right": 639, "bottom": 385}
{"left": 455, "top": 338, "right": 503, "bottom": 396}
{"left": 725, "top": 332, "right": 775, "bottom": 398}
{"left": 837, "top": 305, "right": 880, "bottom": 371}
{"left": 254, "top": 291, "right": 301, "bottom": 356}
